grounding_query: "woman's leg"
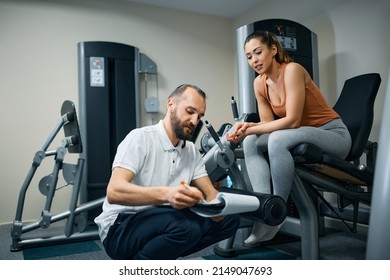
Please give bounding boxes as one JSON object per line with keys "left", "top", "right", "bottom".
{"left": 242, "top": 134, "right": 278, "bottom": 246}
{"left": 242, "top": 133, "right": 272, "bottom": 194}
{"left": 268, "top": 120, "right": 351, "bottom": 201}
{"left": 242, "top": 119, "right": 351, "bottom": 245}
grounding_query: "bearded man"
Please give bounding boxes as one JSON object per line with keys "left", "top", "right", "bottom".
{"left": 94, "top": 84, "right": 240, "bottom": 260}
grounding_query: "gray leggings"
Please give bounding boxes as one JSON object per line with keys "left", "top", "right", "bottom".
{"left": 242, "top": 118, "right": 352, "bottom": 201}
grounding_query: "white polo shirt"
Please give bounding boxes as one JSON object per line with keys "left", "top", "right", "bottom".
{"left": 94, "top": 120, "right": 208, "bottom": 241}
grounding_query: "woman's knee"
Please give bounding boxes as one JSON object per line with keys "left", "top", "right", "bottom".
{"left": 267, "top": 130, "right": 300, "bottom": 154}
{"left": 243, "top": 134, "right": 258, "bottom": 152}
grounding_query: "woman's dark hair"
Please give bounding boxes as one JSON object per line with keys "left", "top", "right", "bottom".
{"left": 244, "top": 30, "right": 293, "bottom": 64}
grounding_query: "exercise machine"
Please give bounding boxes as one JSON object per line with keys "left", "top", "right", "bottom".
{"left": 200, "top": 97, "right": 289, "bottom": 257}
{"left": 10, "top": 101, "right": 103, "bottom": 251}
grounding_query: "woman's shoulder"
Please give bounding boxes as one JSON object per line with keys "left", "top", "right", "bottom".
{"left": 284, "top": 62, "right": 306, "bottom": 72}
{"left": 253, "top": 75, "right": 266, "bottom": 94}
{"left": 253, "top": 74, "right": 265, "bottom": 88}
{"left": 284, "top": 62, "right": 311, "bottom": 82}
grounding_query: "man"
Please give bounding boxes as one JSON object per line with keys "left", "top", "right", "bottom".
{"left": 95, "top": 84, "right": 240, "bottom": 259}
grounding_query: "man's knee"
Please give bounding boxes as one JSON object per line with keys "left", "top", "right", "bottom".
{"left": 223, "top": 214, "right": 241, "bottom": 234}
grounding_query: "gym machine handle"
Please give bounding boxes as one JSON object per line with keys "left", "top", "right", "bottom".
{"left": 205, "top": 121, "right": 224, "bottom": 151}
{"left": 231, "top": 96, "right": 239, "bottom": 121}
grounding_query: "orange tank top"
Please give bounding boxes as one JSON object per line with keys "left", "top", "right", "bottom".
{"left": 260, "top": 63, "right": 339, "bottom": 127}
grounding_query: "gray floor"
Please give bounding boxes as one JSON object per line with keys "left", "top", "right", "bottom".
{"left": 0, "top": 218, "right": 368, "bottom": 260}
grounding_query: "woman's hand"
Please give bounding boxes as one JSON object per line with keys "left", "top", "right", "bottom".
{"left": 226, "top": 122, "right": 251, "bottom": 143}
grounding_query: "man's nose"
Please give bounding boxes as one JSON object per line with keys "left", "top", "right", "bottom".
{"left": 190, "top": 115, "right": 199, "bottom": 126}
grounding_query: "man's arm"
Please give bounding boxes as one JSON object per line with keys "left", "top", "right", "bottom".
{"left": 192, "top": 176, "right": 219, "bottom": 202}
{"left": 193, "top": 176, "right": 224, "bottom": 222}
{"left": 106, "top": 167, "right": 204, "bottom": 209}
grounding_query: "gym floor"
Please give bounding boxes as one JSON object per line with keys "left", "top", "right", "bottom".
{"left": 0, "top": 218, "right": 368, "bottom": 260}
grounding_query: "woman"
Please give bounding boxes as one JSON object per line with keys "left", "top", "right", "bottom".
{"left": 226, "top": 31, "right": 352, "bottom": 247}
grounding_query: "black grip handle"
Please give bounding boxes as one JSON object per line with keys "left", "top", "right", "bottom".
{"left": 231, "top": 96, "right": 239, "bottom": 120}
{"left": 205, "top": 121, "right": 221, "bottom": 143}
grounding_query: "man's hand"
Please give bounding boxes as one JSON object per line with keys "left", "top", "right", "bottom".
{"left": 167, "top": 183, "right": 205, "bottom": 209}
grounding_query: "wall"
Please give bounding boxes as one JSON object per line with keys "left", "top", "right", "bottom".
{"left": 0, "top": 0, "right": 235, "bottom": 224}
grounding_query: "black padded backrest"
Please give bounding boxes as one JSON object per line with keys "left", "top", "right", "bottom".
{"left": 333, "top": 73, "right": 381, "bottom": 162}
{"left": 61, "top": 100, "right": 83, "bottom": 154}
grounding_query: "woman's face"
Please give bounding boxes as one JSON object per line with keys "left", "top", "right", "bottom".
{"left": 244, "top": 38, "right": 275, "bottom": 75}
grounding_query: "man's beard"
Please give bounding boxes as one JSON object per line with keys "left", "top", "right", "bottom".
{"left": 170, "top": 110, "right": 194, "bottom": 141}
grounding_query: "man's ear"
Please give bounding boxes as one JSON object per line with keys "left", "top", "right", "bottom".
{"left": 167, "top": 98, "right": 174, "bottom": 111}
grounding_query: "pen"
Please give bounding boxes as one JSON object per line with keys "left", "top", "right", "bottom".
{"left": 180, "top": 181, "right": 206, "bottom": 203}
{"left": 180, "top": 180, "right": 191, "bottom": 190}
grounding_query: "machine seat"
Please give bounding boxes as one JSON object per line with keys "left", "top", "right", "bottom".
{"left": 291, "top": 143, "right": 373, "bottom": 187}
